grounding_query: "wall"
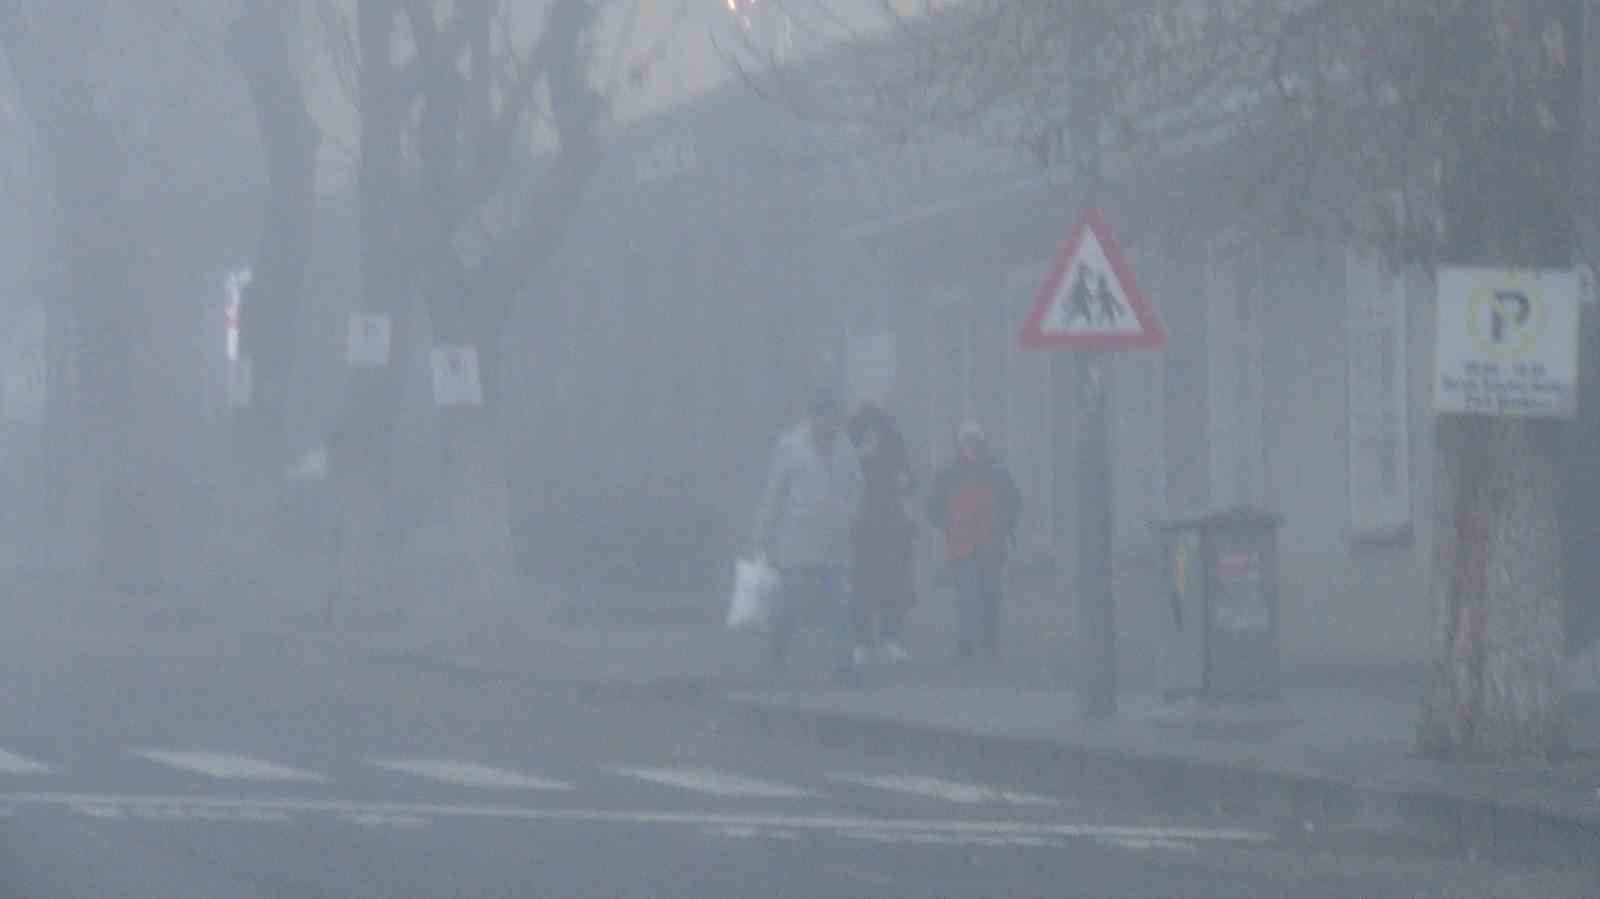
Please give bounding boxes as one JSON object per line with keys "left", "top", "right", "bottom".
{"left": 1255, "top": 242, "right": 1433, "bottom": 664}
{"left": 875, "top": 217, "right": 1440, "bottom": 667}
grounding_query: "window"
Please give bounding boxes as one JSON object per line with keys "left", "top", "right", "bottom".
{"left": 1344, "top": 247, "right": 1411, "bottom": 544}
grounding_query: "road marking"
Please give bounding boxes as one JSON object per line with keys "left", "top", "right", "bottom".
{"left": 347, "top": 812, "right": 429, "bottom": 829}
{"left": 1096, "top": 836, "right": 1200, "bottom": 853}
{"left": 132, "top": 750, "right": 328, "bottom": 783}
{"left": 840, "top": 829, "right": 1069, "bottom": 848}
{"left": 613, "top": 767, "right": 820, "bottom": 799}
{"left": 368, "top": 759, "right": 572, "bottom": 791}
{"left": 0, "top": 791, "right": 1274, "bottom": 845}
{"left": 70, "top": 803, "right": 124, "bottom": 819}
{"left": 0, "top": 749, "right": 51, "bottom": 775}
{"left": 834, "top": 774, "right": 1061, "bottom": 806}
{"left": 124, "top": 805, "right": 292, "bottom": 825}
{"left": 702, "top": 825, "right": 800, "bottom": 841}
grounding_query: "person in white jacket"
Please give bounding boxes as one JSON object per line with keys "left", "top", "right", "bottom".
{"left": 753, "top": 387, "right": 864, "bottom": 683}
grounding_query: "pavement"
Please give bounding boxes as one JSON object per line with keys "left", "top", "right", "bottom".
{"left": 279, "top": 573, "right": 1600, "bottom": 870}
{"left": 11, "top": 590, "right": 1594, "bottom": 897}
{"left": 7, "top": 565, "right": 1599, "bottom": 877}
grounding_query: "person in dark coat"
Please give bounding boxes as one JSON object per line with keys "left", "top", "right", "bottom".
{"left": 927, "top": 421, "right": 1021, "bottom": 664}
{"left": 846, "top": 402, "right": 917, "bottom": 663}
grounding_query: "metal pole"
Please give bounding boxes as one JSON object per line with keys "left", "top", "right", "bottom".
{"left": 1076, "top": 350, "right": 1116, "bottom": 719}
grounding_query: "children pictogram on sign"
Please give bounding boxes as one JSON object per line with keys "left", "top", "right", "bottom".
{"left": 1018, "top": 210, "right": 1163, "bottom": 349}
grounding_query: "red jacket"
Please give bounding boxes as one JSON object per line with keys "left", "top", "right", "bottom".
{"left": 927, "top": 457, "right": 1021, "bottom": 562}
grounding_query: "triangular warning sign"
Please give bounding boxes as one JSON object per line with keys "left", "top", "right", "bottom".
{"left": 1019, "top": 210, "right": 1164, "bottom": 350}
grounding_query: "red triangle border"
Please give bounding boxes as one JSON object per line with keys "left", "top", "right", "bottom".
{"left": 1018, "top": 209, "right": 1165, "bottom": 350}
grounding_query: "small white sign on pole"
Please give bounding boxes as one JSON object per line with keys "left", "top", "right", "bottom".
{"left": 347, "top": 314, "right": 392, "bottom": 367}
{"left": 431, "top": 345, "right": 483, "bottom": 407}
{"left": 227, "top": 357, "right": 254, "bottom": 410}
{"left": 1434, "top": 266, "right": 1579, "bottom": 419}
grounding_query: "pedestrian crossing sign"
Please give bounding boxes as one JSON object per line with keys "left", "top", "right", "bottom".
{"left": 1018, "top": 209, "right": 1164, "bottom": 350}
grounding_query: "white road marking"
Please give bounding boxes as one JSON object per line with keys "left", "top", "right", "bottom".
{"left": 70, "top": 803, "right": 124, "bottom": 819}
{"left": 0, "top": 749, "right": 51, "bottom": 775}
{"left": 125, "top": 805, "right": 292, "bottom": 824}
{"left": 1, "top": 791, "right": 1274, "bottom": 845}
{"left": 347, "top": 812, "right": 429, "bottom": 829}
{"left": 1096, "top": 836, "right": 1200, "bottom": 853}
{"left": 702, "top": 825, "right": 800, "bottom": 841}
{"left": 613, "top": 767, "right": 820, "bottom": 799}
{"left": 840, "top": 829, "right": 1069, "bottom": 848}
{"left": 132, "top": 750, "right": 328, "bottom": 783}
{"left": 835, "top": 774, "right": 1061, "bottom": 806}
{"left": 368, "top": 759, "right": 572, "bottom": 791}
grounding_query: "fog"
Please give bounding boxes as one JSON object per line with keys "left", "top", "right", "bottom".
{"left": 0, "top": 3, "right": 1598, "bottom": 891}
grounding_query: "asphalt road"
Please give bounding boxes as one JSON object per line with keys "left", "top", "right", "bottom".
{"left": 0, "top": 631, "right": 1590, "bottom": 898}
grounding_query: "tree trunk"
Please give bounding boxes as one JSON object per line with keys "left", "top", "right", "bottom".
{"left": 333, "top": 0, "right": 414, "bottom": 628}
{"left": 1417, "top": 0, "right": 1579, "bottom": 761}
{"left": 225, "top": 0, "right": 321, "bottom": 617}
{"left": 436, "top": 408, "right": 525, "bottom": 630}
{"left": 0, "top": 3, "right": 147, "bottom": 589}
{"left": 1421, "top": 417, "right": 1568, "bottom": 759}
{"left": 421, "top": 282, "right": 546, "bottom": 628}
{"left": 229, "top": 0, "right": 318, "bottom": 475}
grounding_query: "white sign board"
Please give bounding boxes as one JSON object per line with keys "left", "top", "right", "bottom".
{"left": 227, "top": 357, "right": 254, "bottom": 409}
{"left": 224, "top": 267, "right": 252, "bottom": 363}
{"left": 1434, "top": 267, "right": 1579, "bottom": 419}
{"left": 346, "top": 314, "right": 391, "bottom": 367}
{"left": 431, "top": 345, "right": 483, "bottom": 407}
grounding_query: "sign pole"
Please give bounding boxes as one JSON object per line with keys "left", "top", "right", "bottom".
{"left": 1018, "top": 209, "right": 1162, "bottom": 723}
{"left": 1076, "top": 350, "right": 1116, "bottom": 720}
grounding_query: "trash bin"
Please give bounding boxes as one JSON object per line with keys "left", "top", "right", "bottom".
{"left": 1158, "top": 507, "right": 1282, "bottom": 701}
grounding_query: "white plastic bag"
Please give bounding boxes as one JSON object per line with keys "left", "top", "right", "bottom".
{"left": 726, "top": 557, "right": 780, "bottom": 632}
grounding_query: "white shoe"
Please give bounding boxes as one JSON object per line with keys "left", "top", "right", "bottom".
{"left": 878, "top": 642, "right": 910, "bottom": 663}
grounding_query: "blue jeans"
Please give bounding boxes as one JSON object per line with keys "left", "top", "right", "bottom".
{"left": 953, "top": 551, "right": 1004, "bottom": 662}
{"left": 770, "top": 564, "right": 856, "bottom": 677}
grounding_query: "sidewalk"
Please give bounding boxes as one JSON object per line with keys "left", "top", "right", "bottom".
{"left": 310, "top": 579, "right": 1600, "bottom": 868}
{"left": 10, "top": 564, "right": 1596, "bottom": 866}
{"left": 728, "top": 676, "right": 1600, "bottom": 861}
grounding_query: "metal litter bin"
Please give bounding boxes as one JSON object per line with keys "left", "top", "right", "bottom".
{"left": 1158, "top": 507, "right": 1282, "bottom": 700}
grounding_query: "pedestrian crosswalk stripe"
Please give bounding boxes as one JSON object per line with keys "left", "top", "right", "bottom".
{"left": 0, "top": 791, "right": 1277, "bottom": 845}
{"left": 132, "top": 750, "right": 327, "bottom": 783}
{"left": 612, "top": 767, "right": 821, "bottom": 799}
{"left": 834, "top": 774, "right": 1061, "bottom": 806}
{"left": 368, "top": 759, "right": 572, "bottom": 791}
{"left": 0, "top": 750, "right": 50, "bottom": 775}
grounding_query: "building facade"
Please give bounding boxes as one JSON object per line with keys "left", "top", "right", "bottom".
{"left": 505, "top": 35, "right": 1600, "bottom": 666}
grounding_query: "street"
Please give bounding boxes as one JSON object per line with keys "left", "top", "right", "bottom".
{"left": 0, "top": 632, "right": 1589, "bottom": 899}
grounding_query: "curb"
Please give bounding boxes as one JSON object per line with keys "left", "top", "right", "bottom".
{"left": 307, "top": 629, "right": 1600, "bottom": 870}
{"left": 296, "top": 631, "right": 742, "bottom": 704}
{"left": 723, "top": 697, "right": 1600, "bottom": 869}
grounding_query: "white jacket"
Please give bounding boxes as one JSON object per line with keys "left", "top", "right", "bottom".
{"left": 754, "top": 423, "right": 863, "bottom": 568}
